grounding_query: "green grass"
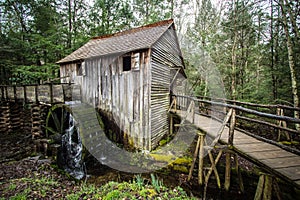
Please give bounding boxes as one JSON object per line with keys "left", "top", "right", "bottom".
{"left": 2, "top": 171, "right": 195, "bottom": 200}
{"left": 10, "top": 189, "right": 30, "bottom": 200}
{"left": 65, "top": 175, "right": 195, "bottom": 200}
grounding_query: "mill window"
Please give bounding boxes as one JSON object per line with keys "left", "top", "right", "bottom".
{"left": 76, "top": 61, "right": 86, "bottom": 76}
{"left": 123, "top": 55, "right": 131, "bottom": 72}
{"left": 77, "top": 63, "right": 83, "bottom": 76}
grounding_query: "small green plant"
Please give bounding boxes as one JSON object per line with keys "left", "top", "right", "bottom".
{"left": 66, "top": 193, "right": 80, "bottom": 200}
{"left": 135, "top": 174, "right": 144, "bottom": 189}
{"left": 8, "top": 183, "right": 17, "bottom": 191}
{"left": 10, "top": 189, "right": 30, "bottom": 200}
{"left": 40, "top": 188, "right": 46, "bottom": 197}
{"left": 150, "top": 174, "right": 163, "bottom": 193}
{"left": 103, "top": 190, "right": 120, "bottom": 200}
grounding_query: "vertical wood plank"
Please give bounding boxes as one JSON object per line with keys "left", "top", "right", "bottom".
{"left": 198, "top": 133, "right": 205, "bottom": 185}
{"left": 254, "top": 174, "right": 265, "bottom": 200}
{"left": 225, "top": 152, "right": 231, "bottom": 191}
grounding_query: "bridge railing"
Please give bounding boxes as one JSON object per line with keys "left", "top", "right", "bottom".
{"left": 171, "top": 94, "right": 300, "bottom": 154}
{"left": 0, "top": 83, "right": 81, "bottom": 104}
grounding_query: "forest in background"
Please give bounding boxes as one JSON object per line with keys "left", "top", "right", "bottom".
{"left": 0, "top": 0, "right": 299, "bottom": 109}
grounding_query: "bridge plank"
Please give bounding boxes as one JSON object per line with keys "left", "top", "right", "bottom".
{"left": 247, "top": 150, "right": 295, "bottom": 160}
{"left": 235, "top": 143, "right": 279, "bottom": 152}
{"left": 276, "top": 166, "right": 300, "bottom": 181}
{"left": 233, "top": 138, "right": 261, "bottom": 145}
{"left": 261, "top": 157, "right": 300, "bottom": 169}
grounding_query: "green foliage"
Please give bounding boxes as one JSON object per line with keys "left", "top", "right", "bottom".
{"left": 9, "top": 188, "right": 30, "bottom": 200}
{"left": 181, "top": 0, "right": 299, "bottom": 105}
{"left": 7, "top": 183, "right": 17, "bottom": 191}
{"left": 133, "top": 0, "right": 173, "bottom": 25}
{"left": 134, "top": 174, "right": 145, "bottom": 189}
{"left": 3, "top": 171, "right": 194, "bottom": 199}
{"left": 11, "top": 64, "right": 59, "bottom": 84}
{"left": 89, "top": 0, "right": 134, "bottom": 36}
{"left": 66, "top": 179, "right": 195, "bottom": 199}
{"left": 103, "top": 190, "right": 121, "bottom": 200}
{"left": 150, "top": 174, "right": 163, "bottom": 193}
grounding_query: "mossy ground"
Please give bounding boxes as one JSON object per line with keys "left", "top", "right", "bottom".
{"left": 0, "top": 157, "right": 196, "bottom": 199}
{"left": 67, "top": 179, "right": 196, "bottom": 200}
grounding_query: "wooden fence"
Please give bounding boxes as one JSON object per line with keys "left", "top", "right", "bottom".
{"left": 171, "top": 94, "right": 300, "bottom": 153}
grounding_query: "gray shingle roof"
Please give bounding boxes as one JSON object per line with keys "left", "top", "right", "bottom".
{"left": 57, "top": 19, "right": 174, "bottom": 64}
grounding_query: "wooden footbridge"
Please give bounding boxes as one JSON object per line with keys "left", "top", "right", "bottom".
{"left": 170, "top": 94, "right": 300, "bottom": 197}
{"left": 1, "top": 84, "right": 300, "bottom": 197}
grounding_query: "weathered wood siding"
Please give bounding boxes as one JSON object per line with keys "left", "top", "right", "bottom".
{"left": 60, "top": 63, "right": 75, "bottom": 83}
{"left": 74, "top": 50, "right": 151, "bottom": 150}
{"left": 150, "top": 26, "right": 185, "bottom": 148}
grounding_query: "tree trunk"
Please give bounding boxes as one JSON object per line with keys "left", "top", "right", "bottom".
{"left": 68, "top": 0, "right": 72, "bottom": 48}
{"left": 284, "top": 0, "right": 300, "bottom": 45}
{"left": 279, "top": 0, "right": 300, "bottom": 131}
{"left": 270, "top": 0, "right": 277, "bottom": 100}
{"left": 231, "top": 0, "right": 238, "bottom": 101}
{"left": 231, "top": 32, "right": 238, "bottom": 100}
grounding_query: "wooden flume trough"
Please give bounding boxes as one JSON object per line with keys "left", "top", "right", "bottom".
{"left": 0, "top": 83, "right": 81, "bottom": 104}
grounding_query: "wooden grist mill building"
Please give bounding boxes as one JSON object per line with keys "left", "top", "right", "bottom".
{"left": 57, "top": 19, "right": 186, "bottom": 150}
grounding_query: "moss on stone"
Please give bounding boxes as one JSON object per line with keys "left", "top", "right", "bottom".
{"left": 149, "top": 153, "right": 177, "bottom": 164}
{"left": 173, "top": 157, "right": 193, "bottom": 166}
{"left": 173, "top": 165, "right": 189, "bottom": 173}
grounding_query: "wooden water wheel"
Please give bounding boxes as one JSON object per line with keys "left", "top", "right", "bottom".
{"left": 45, "top": 104, "right": 73, "bottom": 138}
{"left": 45, "top": 103, "right": 85, "bottom": 179}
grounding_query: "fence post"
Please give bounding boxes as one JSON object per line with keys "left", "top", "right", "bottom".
{"left": 174, "top": 96, "right": 177, "bottom": 113}
{"left": 276, "top": 107, "right": 289, "bottom": 141}
{"left": 225, "top": 108, "right": 236, "bottom": 191}
{"left": 228, "top": 108, "right": 236, "bottom": 145}
{"left": 192, "top": 100, "right": 195, "bottom": 124}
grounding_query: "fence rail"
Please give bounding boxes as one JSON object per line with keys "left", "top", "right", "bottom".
{"left": 171, "top": 94, "right": 300, "bottom": 150}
